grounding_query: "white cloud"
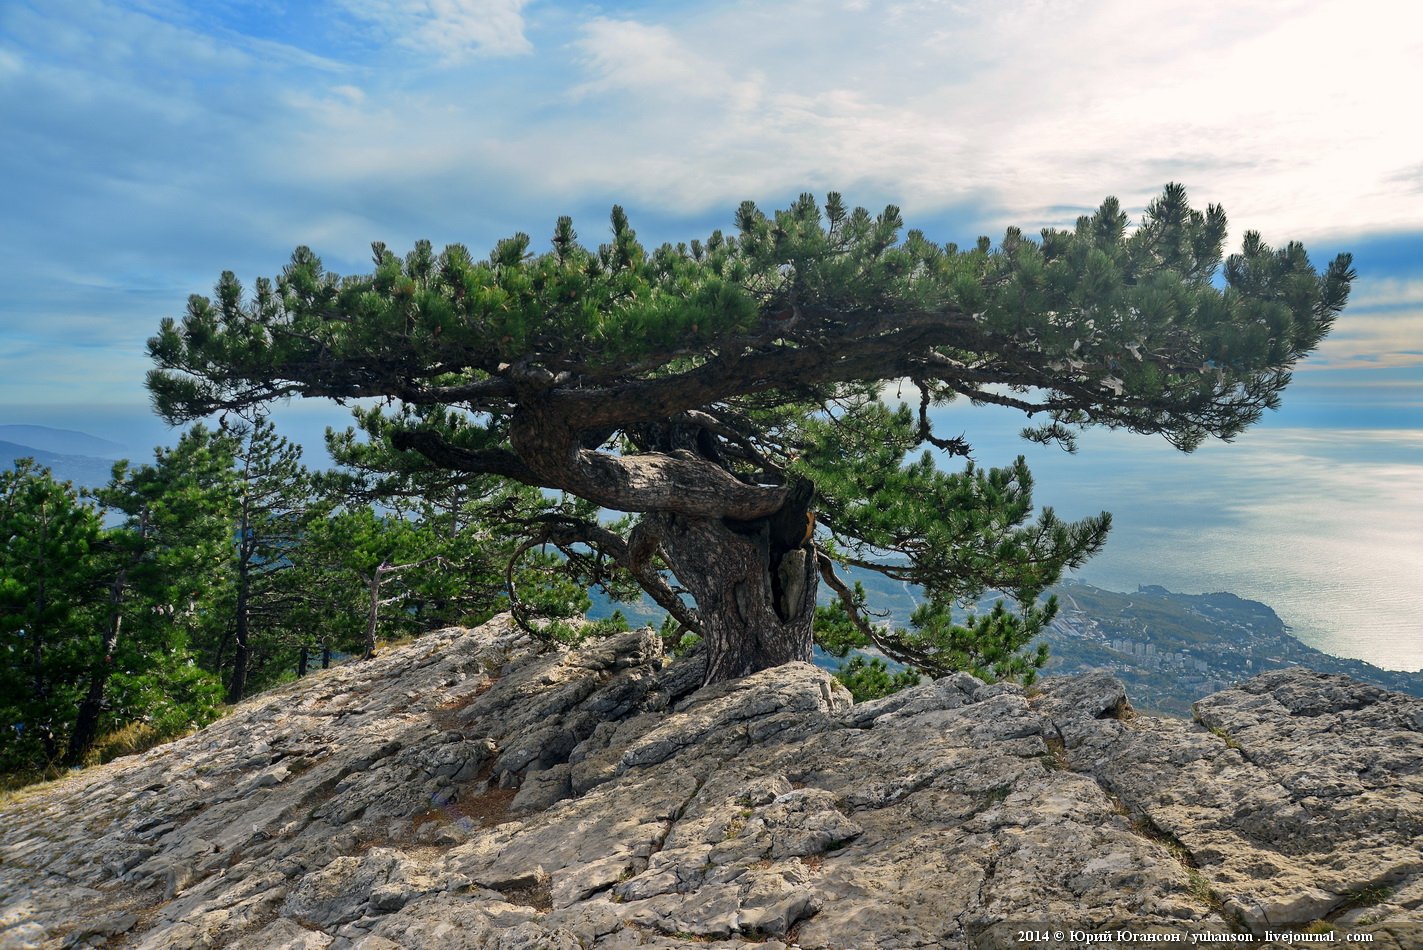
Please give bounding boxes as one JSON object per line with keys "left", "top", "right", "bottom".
{"left": 5, "top": 0, "right": 1423, "bottom": 412}
{"left": 1301, "top": 352, "right": 1423, "bottom": 372}
{"left": 570, "top": 17, "right": 764, "bottom": 112}
{"left": 336, "top": 0, "right": 532, "bottom": 61}
{"left": 106, "top": 0, "right": 1418, "bottom": 252}
{"left": 1303, "top": 306, "right": 1423, "bottom": 371}
{"left": 1292, "top": 269, "right": 1423, "bottom": 371}
{"left": 331, "top": 84, "right": 366, "bottom": 104}
{"left": 1345, "top": 278, "right": 1423, "bottom": 311}
{"left": 572, "top": 19, "right": 703, "bottom": 99}
{"left": 0, "top": 46, "right": 21, "bottom": 77}
{"left": 521, "top": 0, "right": 1423, "bottom": 243}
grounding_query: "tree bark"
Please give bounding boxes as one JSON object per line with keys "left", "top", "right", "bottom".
{"left": 652, "top": 509, "right": 818, "bottom": 684}
{"left": 65, "top": 569, "right": 128, "bottom": 767}
{"left": 227, "top": 573, "right": 251, "bottom": 704}
{"left": 363, "top": 569, "right": 383, "bottom": 659}
{"left": 508, "top": 411, "right": 820, "bottom": 684}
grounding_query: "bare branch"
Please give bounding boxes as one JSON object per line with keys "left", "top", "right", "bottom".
{"left": 529, "top": 515, "right": 703, "bottom": 635}
{"left": 673, "top": 409, "right": 783, "bottom": 476}
{"left": 816, "top": 552, "right": 937, "bottom": 670}
{"left": 389, "top": 429, "right": 544, "bottom": 485}
{"left": 913, "top": 379, "right": 970, "bottom": 457}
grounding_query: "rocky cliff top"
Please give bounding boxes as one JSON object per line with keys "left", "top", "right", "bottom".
{"left": 3, "top": 617, "right": 1421, "bottom": 949}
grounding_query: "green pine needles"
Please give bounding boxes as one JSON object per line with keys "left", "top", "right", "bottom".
{"left": 144, "top": 184, "right": 1352, "bottom": 689}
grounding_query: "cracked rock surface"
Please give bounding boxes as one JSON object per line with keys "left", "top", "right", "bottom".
{"left": 2, "top": 617, "right": 1420, "bottom": 949}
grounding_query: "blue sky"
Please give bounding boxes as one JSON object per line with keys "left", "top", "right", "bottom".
{"left": 2, "top": 0, "right": 1421, "bottom": 422}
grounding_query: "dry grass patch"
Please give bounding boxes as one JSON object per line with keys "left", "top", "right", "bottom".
{"left": 1041, "top": 735, "right": 1070, "bottom": 771}
{"left": 429, "top": 677, "right": 498, "bottom": 731}
{"left": 445, "top": 785, "right": 518, "bottom": 828}
{"left": 499, "top": 876, "right": 553, "bottom": 911}
{"left": 0, "top": 768, "right": 71, "bottom": 806}
{"left": 85, "top": 721, "right": 199, "bottom": 767}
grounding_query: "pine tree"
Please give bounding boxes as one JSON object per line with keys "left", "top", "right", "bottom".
{"left": 217, "top": 416, "right": 316, "bottom": 702}
{"left": 147, "top": 186, "right": 1353, "bottom": 685}
{"left": 320, "top": 405, "right": 611, "bottom": 641}
{"left": 0, "top": 461, "right": 103, "bottom": 769}
{"left": 832, "top": 656, "right": 924, "bottom": 702}
{"left": 63, "top": 427, "right": 232, "bottom": 765}
{"left": 293, "top": 507, "right": 431, "bottom": 659}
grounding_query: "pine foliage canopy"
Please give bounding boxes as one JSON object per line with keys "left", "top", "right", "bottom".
{"left": 146, "top": 185, "right": 1352, "bottom": 684}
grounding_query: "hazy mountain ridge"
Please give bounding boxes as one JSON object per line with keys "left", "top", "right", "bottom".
{"left": 592, "top": 570, "right": 1423, "bottom": 718}
{"left": 1041, "top": 582, "right": 1423, "bottom": 716}
{"left": 0, "top": 439, "right": 121, "bottom": 489}
{"left": 835, "top": 573, "right": 1423, "bottom": 716}
{"left": 0, "top": 425, "right": 126, "bottom": 458}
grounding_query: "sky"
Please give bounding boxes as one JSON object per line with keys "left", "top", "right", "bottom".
{"left": 1, "top": 0, "right": 1420, "bottom": 665}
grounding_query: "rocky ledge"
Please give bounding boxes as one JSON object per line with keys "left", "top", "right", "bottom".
{"left": 2, "top": 616, "right": 1420, "bottom": 949}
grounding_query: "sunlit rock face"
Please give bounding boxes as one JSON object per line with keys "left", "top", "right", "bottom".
{"left": 3, "top": 617, "right": 1421, "bottom": 949}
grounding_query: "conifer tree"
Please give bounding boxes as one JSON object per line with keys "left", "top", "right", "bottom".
{"left": 64, "top": 428, "right": 232, "bottom": 765}
{"left": 147, "top": 185, "right": 1353, "bottom": 685}
{"left": 0, "top": 461, "right": 103, "bottom": 768}
{"left": 303, "top": 408, "right": 598, "bottom": 658}
{"left": 295, "top": 507, "right": 437, "bottom": 659}
{"left": 217, "top": 416, "right": 317, "bottom": 701}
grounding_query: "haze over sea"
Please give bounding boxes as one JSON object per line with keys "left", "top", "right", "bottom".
{"left": 930, "top": 403, "right": 1423, "bottom": 674}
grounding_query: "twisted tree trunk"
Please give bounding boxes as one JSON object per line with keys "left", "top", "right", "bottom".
{"left": 652, "top": 493, "right": 817, "bottom": 685}
{"left": 437, "top": 406, "right": 822, "bottom": 683}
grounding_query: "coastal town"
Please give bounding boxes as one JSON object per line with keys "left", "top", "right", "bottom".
{"left": 1039, "top": 581, "right": 1423, "bottom": 716}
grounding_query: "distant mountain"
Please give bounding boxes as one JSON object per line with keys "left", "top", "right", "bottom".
{"left": 0, "top": 424, "right": 127, "bottom": 458}
{"left": 1041, "top": 581, "right": 1423, "bottom": 716}
{"left": 588, "top": 567, "right": 1423, "bottom": 717}
{"left": 0, "top": 440, "right": 120, "bottom": 488}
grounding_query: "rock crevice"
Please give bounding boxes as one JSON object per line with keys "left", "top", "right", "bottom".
{"left": 2, "top": 618, "right": 1421, "bottom": 949}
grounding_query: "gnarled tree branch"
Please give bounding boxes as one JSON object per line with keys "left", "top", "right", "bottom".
{"left": 526, "top": 514, "right": 702, "bottom": 635}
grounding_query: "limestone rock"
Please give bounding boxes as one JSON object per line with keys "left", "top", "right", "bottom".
{"left": 2, "top": 615, "right": 1420, "bottom": 948}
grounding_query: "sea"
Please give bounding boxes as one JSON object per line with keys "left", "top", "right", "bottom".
{"left": 925, "top": 391, "right": 1423, "bottom": 674}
